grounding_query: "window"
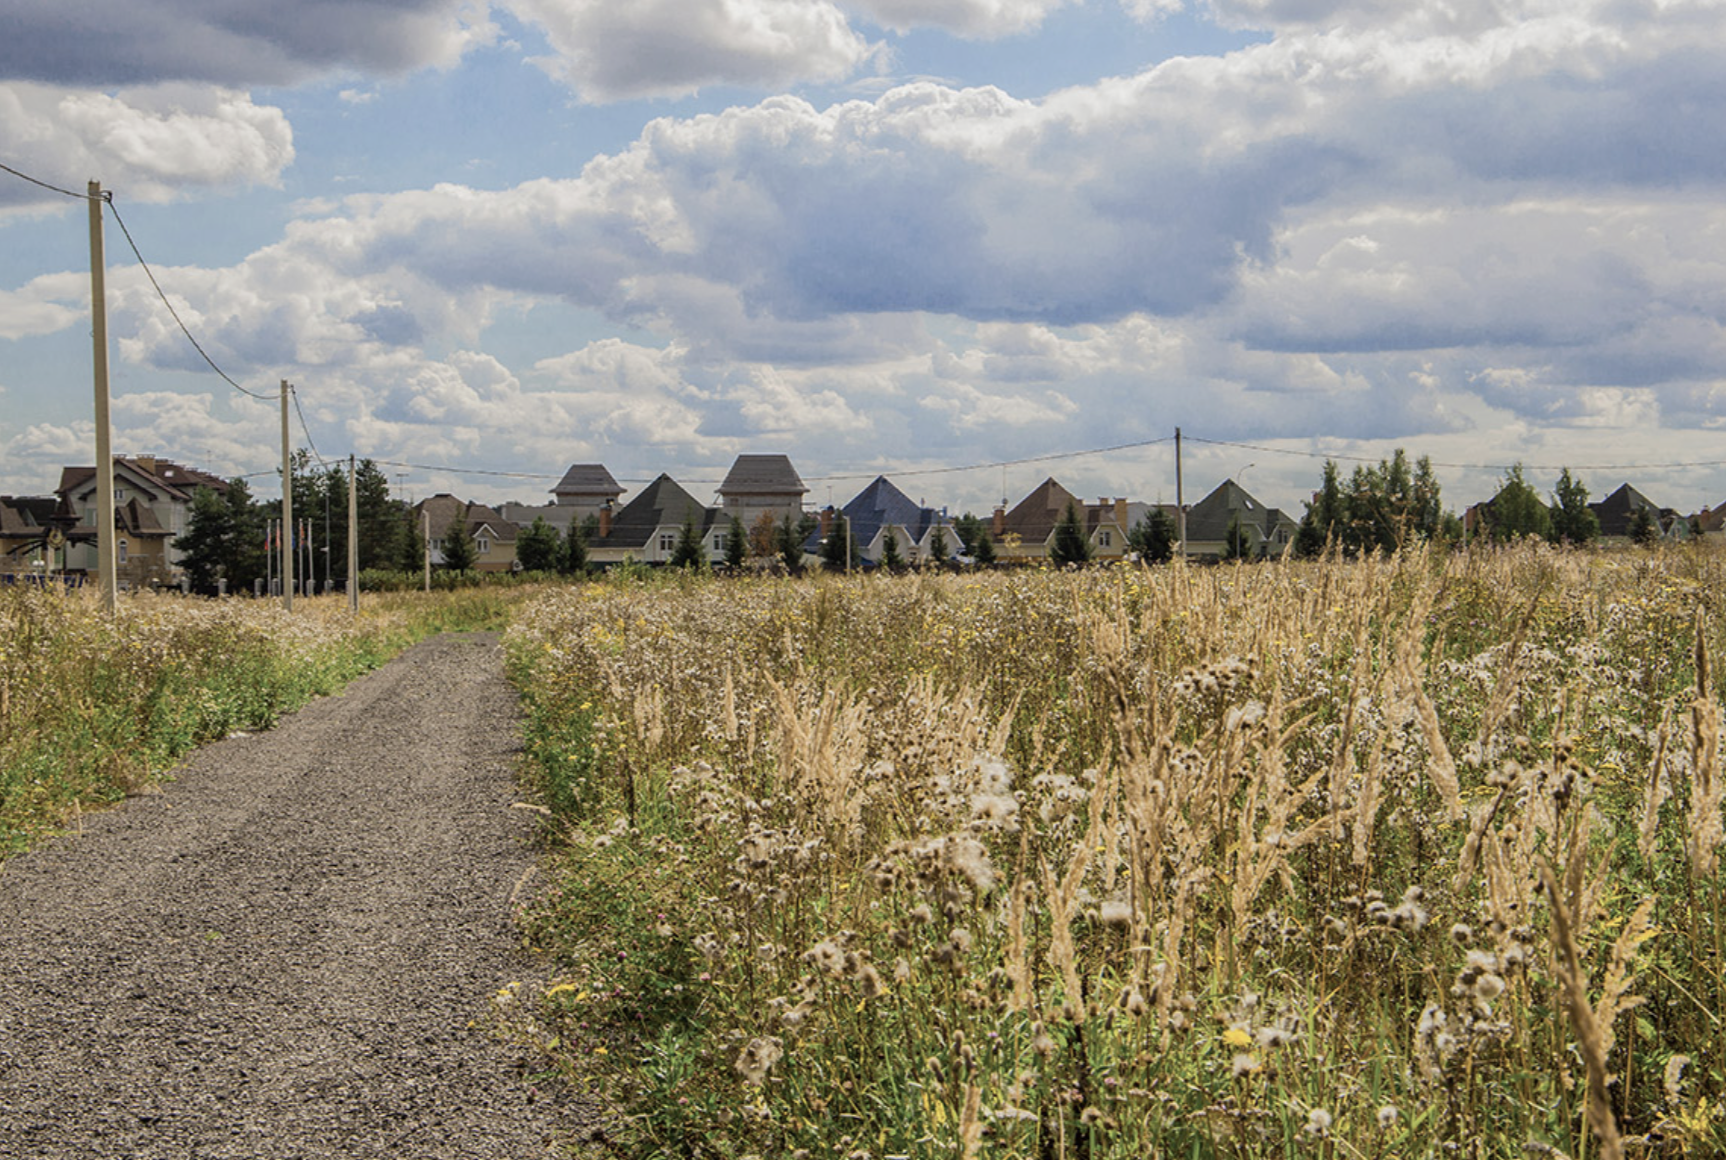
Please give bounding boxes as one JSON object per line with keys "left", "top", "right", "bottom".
{"left": 115, "top": 487, "right": 127, "bottom": 502}
{"left": 659, "top": 533, "right": 676, "bottom": 552}
{"left": 1099, "top": 530, "right": 1112, "bottom": 547}
{"left": 477, "top": 536, "right": 491, "bottom": 555}
{"left": 118, "top": 539, "right": 129, "bottom": 565}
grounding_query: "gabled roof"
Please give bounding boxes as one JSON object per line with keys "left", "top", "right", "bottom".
{"left": 1000, "top": 478, "right": 1082, "bottom": 545}
{"left": 596, "top": 474, "right": 719, "bottom": 550}
{"left": 57, "top": 457, "right": 227, "bottom": 503}
{"left": 1589, "top": 483, "right": 1663, "bottom": 537}
{"left": 0, "top": 496, "right": 57, "bottom": 536}
{"left": 551, "top": 464, "right": 624, "bottom": 500}
{"left": 718, "top": 454, "right": 807, "bottom": 498}
{"left": 1185, "top": 479, "right": 1273, "bottom": 542}
{"left": 1694, "top": 504, "right": 1726, "bottom": 534}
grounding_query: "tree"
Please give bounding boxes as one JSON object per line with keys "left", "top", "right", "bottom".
{"left": 353, "top": 459, "right": 404, "bottom": 572}
{"left": 724, "top": 516, "right": 748, "bottom": 571}
{"left": 223, "top": 477, "right": 265, "bottom": 591}
{"left": 399, "top": 508, "right": 426, "bottom": 573}
{"left": 954, "top": 513, "right": 985, "bottom": 556}
{"left": 1296, "top": 460, "right": 1345, "bottom": 558}
{"left": 1630, "top": 504, "right": 1658, "bottom": 545}
{"left": 1486, "top": 464, "right": 1551, "bottom": 542}
{"left": 879, "top": 527, "right": 906, "bottom": 572}
{"left": 775, "top": 514, "right": 804, "bottom": 574}
{"left": 516, "top": 517, "right": 562, "bottom": 572}
{"left": 928, "top": 526, "right": 950, "bottom": 567}
{"left": 820, "top": 513, "right": 858, "bottom": 571}
{"left": 670, "top": 511, "right": 706, "bottom": 569}
{"left": 1223, "top": 513, "right": 1252, "bottom": 561}
{"left": 174, "top": 485, "right": 235, "bottom": 593}
{"left": 1050, "top": 500, "right": 1093, "bottom": 566}
{"left": 440, "top": 505, "right": 477, "bottom": 571}
{"left": 750, "top": 512, "right": 780, "bottom": 560}
{"left": 972, "top": 529, "right": 997, "bottom": 566}
{"left": 1548, "top": 469, "right": 1600, "bottom": 546}
{"left": 561, "top": 521, "right": 589, "bottom": 576}
{"left": 1130, "top": 507, "right": 1176, "bottom": 564}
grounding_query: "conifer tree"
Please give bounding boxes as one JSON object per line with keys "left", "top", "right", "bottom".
{"left": 880, "top": 527, "right": 906, "bottom": 572}
{"left": 1050, "top": 501, "right": 1093, "bottom": 566}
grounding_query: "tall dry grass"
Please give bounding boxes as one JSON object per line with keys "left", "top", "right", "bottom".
{"left": 508, "top": 545, "right": 1726, "bottom": 1158}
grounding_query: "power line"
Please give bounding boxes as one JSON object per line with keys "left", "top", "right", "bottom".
{"left": 0, "top": 160, "right": 94, "bottom": 201}
{"left": 290, "top": 385, "right": 332, "bottom": 470}
{"left": 103, "top": 197, "right": 275, "bottom": 401}
{"left": 804, "top": 436, "right": 1175, "bottom": 484}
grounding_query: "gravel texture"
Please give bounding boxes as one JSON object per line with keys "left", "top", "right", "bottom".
{"left": 0, "top": 632, "right": 587, "bottom": 1159}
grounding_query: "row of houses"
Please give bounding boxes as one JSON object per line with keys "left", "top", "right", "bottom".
{"left": 416, "top": 453, "right": 1302, "bottom": 571}
{"left": 6, "top": 452, "right": 1725, "bottom": 584}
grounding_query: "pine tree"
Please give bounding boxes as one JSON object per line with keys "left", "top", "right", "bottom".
{"left": 1131, "top": 507, "right": 1175, "bottom": 564}
{"left": 972, "top": 529, "right": 996, "bottom": 566}
{"left": 1487, "top": 465, "right": 1550, "bottom": 542}
{"left": 561, "top": 521, "right": 589, "bottom": 576}
{"left": 775, "top": 514, "right": 804, "bottom": 574}
{"left": 929, "top": 526, "right": 950, "bottom": 567}
{"left": 516, "top": 517, "right": 561, "bottom": 572}
{"left": 880, "top": 527, "right": 905, "bottom": 572}
{"left": 1223, "top": 513, "right": 1251, "bottom": 560}
{"left": 173, "top": 485, "right": 234, "bottom": 593}
{"left": 953, "top": 513, "right": 984, "bottom": 556}
{"left": 1630, "top": 504, "right": 1658, "bottom": 545}
{"left": 820, "top": 513, "right": 855, "bottom": 571}
{"left": 724, "top": 516, "right": 748, "bottom": 571}
{"left": 1050, "top": 501, "right": 1092, "bottom": 566}
{"left": 439, "top": 506, "right": 477, "bottom": 571}
{"left": 399, "top": 509, "right": 425, "bottom": 573}
{"left": 670, "top": 511, "right": 705, "bottom": 569}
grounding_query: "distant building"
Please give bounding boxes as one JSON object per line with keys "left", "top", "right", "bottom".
{"left": 55, "top": 456, "right": 228, "bottom": 587}
{"left": 806, "top": 475, "right": 959, "bottom": 566}
{"left": 415, "top": 494, "right": 519, "bottom": 572}
{"left": 1183, "top": 479, "right": 1299, "bottom": 560}
{"left": 717, "top": 455, "right": 807, "bottom": 532}
{"left": 991, "top": 478, "right": 1131, "bottom": 561}
{"left": 587, "top": 474, "right": 725, "bottom": 566}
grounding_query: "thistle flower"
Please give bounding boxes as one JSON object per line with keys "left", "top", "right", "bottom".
{"left": 735, "top": 1036, "right": 783, "bottom": 1085}
{"left": 1304, "top": 1107, "right": 1332, "bottom": 1136}
{"left": 1377, "top": 1105, "right": 1399, "bottom": 1129}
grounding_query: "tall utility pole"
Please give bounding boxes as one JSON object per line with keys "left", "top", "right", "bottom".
{"left": 347, "top": 454, "right": 359, "bottom": 612}
{"left": 1175, "top": 426, "right": 1187, "bottom": 563}
{"left": 280, "top": 380, "right": 293, "bottom": 610}
{"left": 422, "top": 508, "right": 431, "bottom": 593}
{"left": 87, "top": 181, "right": 117, "bottom": 613}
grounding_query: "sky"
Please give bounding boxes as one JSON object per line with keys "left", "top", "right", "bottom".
{"left": 3, "top": 0, "right": 1725, "bottom": 520}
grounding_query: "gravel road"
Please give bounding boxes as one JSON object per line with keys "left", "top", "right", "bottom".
{"left": 0, "top": 633, "right": 587, "bottom": 1159}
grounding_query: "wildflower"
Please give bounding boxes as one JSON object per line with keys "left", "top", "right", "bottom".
{"left": 1223, "top": 1027, "right": 1253, "bottom": 1048}
{"left": 1664, "top": 1055, "right": 1691, "bottom": 1104}
{"left": 1304, "top": 1108, "right": 1333, "bottom": 1137}
{"left": 1098, "top": 899, "right": 1133, "bottom": 929}
{"left": 735, "top": 1036, "right": 783, "bottom": 1085}
{"left": 1377, "top": 1105, "right": 1399, "bottom": 1129}
{"left": 1230, "top": 1052, "right": 1259, "bottom": 1078}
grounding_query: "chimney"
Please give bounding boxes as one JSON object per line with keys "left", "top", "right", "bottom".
{"left": 599, "top": 500, "right": 612, "bottom": 538}
{"left": 136, "top": 455, "right": 157, "bottom": 477}
{"left": 819, "top": 507, "right": 833, "bottom": 536}
{"left": 992, "top": 506, "right": 1005, "bottom": 536}
{"left": 1114, "top": 497, "right": 1127, "bottom": 529}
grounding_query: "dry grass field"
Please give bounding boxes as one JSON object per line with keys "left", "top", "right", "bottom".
{"left": 507, "top": 545, "right": 1724, "bottom": 1159}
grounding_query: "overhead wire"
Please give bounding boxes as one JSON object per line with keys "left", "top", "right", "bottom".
{"left": 104, "top": 197, "right": 275, "bottom": 402}
{"left": 0, "top": 159, "right": 94, "bottom": 201}
{"left": 1184, "top": 435, "right": 1726, "bottom": 475}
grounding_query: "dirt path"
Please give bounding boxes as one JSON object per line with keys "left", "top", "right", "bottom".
{"left": 0, "top": 633, "right": 588, "bottom": 1159}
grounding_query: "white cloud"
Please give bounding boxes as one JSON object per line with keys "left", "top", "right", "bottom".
{"left": 848, "top": 0, "right": 1074, "bottom": 38}
{"left": 0, "top": 83, "right": 293, "bottom": 207}
{"left": 506, "top": 0, "right": 878, "bottom": 101}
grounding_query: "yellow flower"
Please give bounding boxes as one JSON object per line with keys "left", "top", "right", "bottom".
{"left": 1223, "top": 1027, "right": 1253, "bottom": 1048}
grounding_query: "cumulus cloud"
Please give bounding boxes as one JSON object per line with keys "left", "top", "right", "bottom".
{"left": 0, "top": 0, "right": 493, "bottom": 87}
{"left": 848, "top": 0, "right": 1075, "bottom": 38}
{"left": 507, "top": 0, "right": 877, "bottom": 101}
{"left": 0, "top": 83, "right": 294, "bottom": 207}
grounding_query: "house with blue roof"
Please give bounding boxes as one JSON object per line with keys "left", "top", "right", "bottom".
{"left": 807, "top": 475, "right": 959, "bottom": 567}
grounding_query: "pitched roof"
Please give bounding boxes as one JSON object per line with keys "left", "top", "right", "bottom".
{"left": 806, "top": 476, "right": 949, "bottom": 552}
{"left": 0, "top": 496, "right": 57, "bottom": 536}
{"left": 1588, "top": 483, "right": 1663, "bottom": 537}
{"left": 57, "top": 457, "right": 227, "bottom": 503}
{"left": 551, "top": 463, "right": 624, "bottom": 500}
{"left": 718, "top": 454, "right": 807, "bottom": 498}
{"left": 1000, "top": 478, "right": 1082, "bottom": 545}
{"left": 595, "top": 474, "right": 718, "bottom": 550}
{"left": 1185, "top": 479, "right": 1273, "bottom": 542}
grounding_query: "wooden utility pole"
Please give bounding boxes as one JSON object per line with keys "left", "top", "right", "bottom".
{"left": 348, "top": 454, "right": 359, "bottom": 612}
{"left": 1175, "top": 426, "right": 1187, "bottom": 563}
{"left": 280, "top": 380, "right": 293, "bottom": 610}
{"left": 422, "top": 508, "right": 431, "bottom": 593}
{"left": 87, "top": 181, "right": 117, "bottom": 613}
